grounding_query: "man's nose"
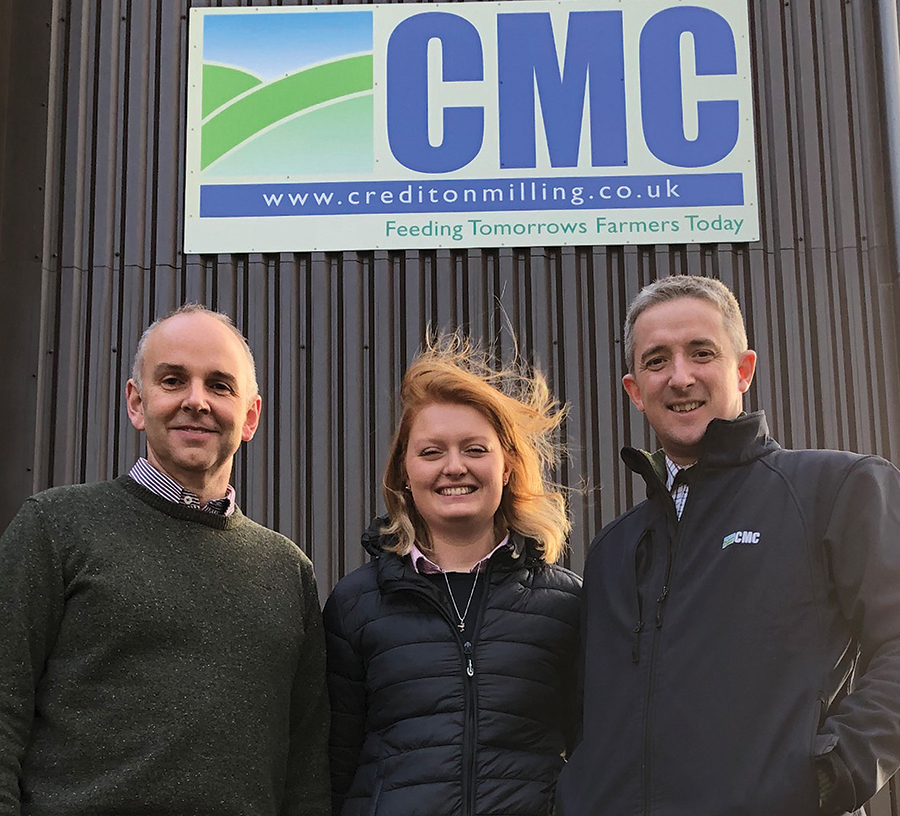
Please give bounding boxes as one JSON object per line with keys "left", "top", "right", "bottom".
{"left": 182, "top": 380, "right": 211, "bottom": 413}
{"left": 668, "top": 355, "right": 696, "bottom": 389}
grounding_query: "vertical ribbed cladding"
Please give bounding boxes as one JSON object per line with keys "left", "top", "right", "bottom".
{"left": 31, "top": 0, "right": 900, "bottom": 612}
{"left": 0, "top": 1, "right": 52, "bottom": 529}
{"left": 7, "top": 0, "right": 897, "bottom": 810}
{"left": 746, "top": 0, "right": 900, "bottom": 462}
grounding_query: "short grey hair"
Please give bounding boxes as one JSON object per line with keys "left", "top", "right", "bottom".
{"left": 131, "top": 303, "right": 259, "bottom": 398}
{"left": 624, "top": 276, "right": 748, "bottom": 373}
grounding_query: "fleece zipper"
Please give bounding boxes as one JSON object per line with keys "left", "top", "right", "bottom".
{"left": 639, "top": 467, "right": 696, "bottom": 816}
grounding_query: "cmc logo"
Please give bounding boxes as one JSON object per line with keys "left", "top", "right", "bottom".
{"left": 386, "top": 6, "right": 741, "bottom": 173}
{"left": 722, "top": 531, "right": 761, "bottom": 549}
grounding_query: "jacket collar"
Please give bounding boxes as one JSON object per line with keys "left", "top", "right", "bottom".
{"left": 621, "top": 411, "right": 780, "bottom": 489}
{"left": 360, "top": 515, "right": 540, "bottom": 592}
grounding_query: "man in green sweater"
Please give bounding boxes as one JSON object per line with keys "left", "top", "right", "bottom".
{"left": 0, "top": 305, "right": 330, "bottom": 816}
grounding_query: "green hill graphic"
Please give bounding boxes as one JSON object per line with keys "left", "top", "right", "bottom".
{"left": 208, "top": 96, "right": 374, "bottom": 176}
{"left": 202, "top": 64, "right": 262, "bottom": 118}
{"left": 201, "top": 54, "right": 374, "bottom": 172}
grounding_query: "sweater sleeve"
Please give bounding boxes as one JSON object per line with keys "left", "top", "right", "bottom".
{"left": 817, "top": 456, "right": 900, "bottom": 815}
{"left": 281, "top": 560, "right": 331, "bottom": 816}
{"left": 0, "top": 499, "right": 65, "bottom": 815}
{"left": 323, "top": 588, "right": 368, "bottom": 815}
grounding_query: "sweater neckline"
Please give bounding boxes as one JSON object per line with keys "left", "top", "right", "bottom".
{"left": 115, "top": 475, "right": 246, "bottom": 530}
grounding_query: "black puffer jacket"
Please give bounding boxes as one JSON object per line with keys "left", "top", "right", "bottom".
{"left": 323, "top": 519, "right": 582, "bottom": 816}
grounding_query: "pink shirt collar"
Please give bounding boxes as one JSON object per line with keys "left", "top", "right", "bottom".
{"left": 410, "top": 534, "right": 513, "bottom": 575}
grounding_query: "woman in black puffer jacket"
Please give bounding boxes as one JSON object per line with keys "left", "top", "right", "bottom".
{"left": 324, "top": 336, "right": 582, "bottom": 816}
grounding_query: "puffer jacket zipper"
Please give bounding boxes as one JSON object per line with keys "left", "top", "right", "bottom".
{"left": 462, "top": 638, "right": 477, "bottom": 816}
{"left": 386, "top": 563, "right": 494, "bottom": 816}
{"left": 462, "top": 562, "right": 492, "bottom": 816}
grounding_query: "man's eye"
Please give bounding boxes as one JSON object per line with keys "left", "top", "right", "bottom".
{"left": 211, "top": 382, "right": 234, "bottom": 393}
{"left": 694, "top": 349, "right": 715, "bottom": 361}
{"left": 645, "top": 357, "right": 666, "bottom": 370}
{"left": 161, "top": 377, "right": 181, "bottom": 387}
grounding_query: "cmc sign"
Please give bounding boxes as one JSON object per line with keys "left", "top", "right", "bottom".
{"left": 184, "top": 1, "right": 758, "bottom": 253}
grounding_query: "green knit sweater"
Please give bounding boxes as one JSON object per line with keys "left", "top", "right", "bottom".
{"left": 0, "top": 476, "right": 330, "bottom": 816}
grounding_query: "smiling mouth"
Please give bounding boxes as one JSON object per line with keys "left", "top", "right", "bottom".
{"left": 437, "top": 486, "right": 476, "bottom": 496}
{"left": 174, "top": 426, "right": 215, "bottom": 434}
{"left": 670, "top": 401, "right": 703, "bottom": 414}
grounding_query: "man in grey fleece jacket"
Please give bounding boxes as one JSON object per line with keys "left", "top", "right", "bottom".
{"left": 0, "top": 305, "right": 330, "bottom": 816}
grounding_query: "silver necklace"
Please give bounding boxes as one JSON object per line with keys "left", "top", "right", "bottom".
{"left": 443, "top": 569, "right": 480, "bottom": 631}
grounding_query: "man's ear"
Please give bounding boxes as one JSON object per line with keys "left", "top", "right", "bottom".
{"left": 737, "top": 349, "right": 757, "bottom": 394}
{"left": 125, "top": 379, "right": 146, "bottom": 431}
{"left": 241, "top": 395, "right": 262, "bottom": 442}
{"left": 622, "top": 373, "right": 645, "bottom": 413}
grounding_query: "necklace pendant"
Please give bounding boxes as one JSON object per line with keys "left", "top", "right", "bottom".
{"left": 457, "top": 621, "right": 466, "bottom": 631}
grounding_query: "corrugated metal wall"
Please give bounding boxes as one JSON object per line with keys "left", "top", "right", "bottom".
{"left": 3, "top": 0, "right": 899, "bottom": 811}
{"left": 0, "top": 1, "right": 50, "bottom": 537}
{"left": 30, "top": 0, "right": 900, "bottom": 578}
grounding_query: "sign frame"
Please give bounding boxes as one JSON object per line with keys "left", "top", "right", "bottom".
{"left": 184, "top": 0, "right": 759, "bottom": 253}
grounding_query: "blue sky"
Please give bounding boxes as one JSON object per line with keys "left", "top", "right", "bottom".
{"left": 203, "top": 11, "right": 373, "bottom": 80}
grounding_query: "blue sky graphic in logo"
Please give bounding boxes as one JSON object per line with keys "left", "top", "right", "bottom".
{"left": 200, "top": 11, "right": 374, "bottom": 178}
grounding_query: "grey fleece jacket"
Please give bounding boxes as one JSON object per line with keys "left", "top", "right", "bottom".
{"left": 0, "top": 476, "right": 329, "bottom": 816}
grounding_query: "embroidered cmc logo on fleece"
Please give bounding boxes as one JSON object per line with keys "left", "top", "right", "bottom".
{"left": 722, "top": 530, "right": 761, "bottom": 549}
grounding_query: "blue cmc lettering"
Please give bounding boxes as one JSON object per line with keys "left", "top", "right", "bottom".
{"left": 386, "top": 12, "right": 484, "bottom": 173}
{"left": 497, "top": 11, "right": 626, "bottom": 169}
{"left": 386, "top": 7, "right": 742, "bottom": 174}
{"left": 640, "top": 7, "right": 740, "bottom": 167}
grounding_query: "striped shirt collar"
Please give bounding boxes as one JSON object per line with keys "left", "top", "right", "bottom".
{"left": 128, "top": 458, "right": 235, "bottom": 516}
{"left": 664, "top": 456, "right": 693, "bottom": 520}
{"left": 664, "top": 456, "right": 694, "bottom": 490}
{"left": 410, "top": 533, "right": 513, "bottom": 575}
